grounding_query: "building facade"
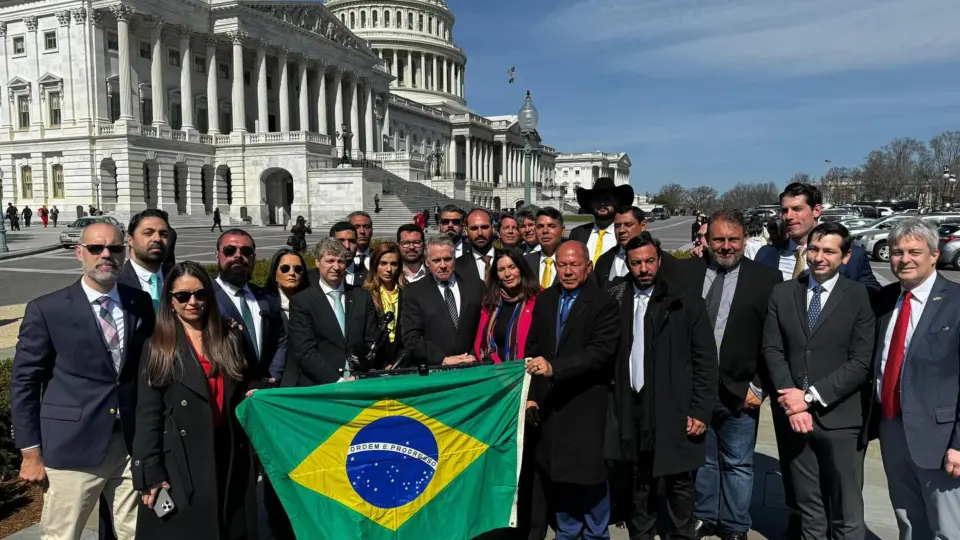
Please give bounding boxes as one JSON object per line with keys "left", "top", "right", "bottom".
{"left": 0, "top": 0, "right": 629, "bottom": 227}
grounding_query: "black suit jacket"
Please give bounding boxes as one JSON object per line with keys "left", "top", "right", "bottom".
{"left": 400, "top": 272, "right": 483, "bottom": 366}
{"left": 161, "top": 227, "right": 177, "bottom": 277}
{"left": 525, "top": 279, "right": 620, "bottom": 485}
{"left": 456, "top": 244, "right": 496, "bottom": 287}
{"left": 117, "top": 260, "right": 142, "bottom": 291}
{"left": 568, "top": 222, "right": 594, "bottom": 244}
{"left": 524, "top": 251, "right": 559, "bottom": 287}
{"left": 762, "top": 274, "right": 876, "bottom": 430}
{"left": 11, "top": 280, "right": 155, "bottom": 468}
{"left": 593, "top": 248, "right": 687, "bottom": 290}
{"left": 213, "top": 280, "right": 287, "bottom": 380}
{"left": 678, "top": 257, "right": 783, "bottom": 403}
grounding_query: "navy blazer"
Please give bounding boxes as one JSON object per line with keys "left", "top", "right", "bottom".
{"left": 866, "top": 275, "right": 960, "bottom": 469}
{"left": 212, "top": 279, "right": 287, "bottom": 381}
{"left": 11, "top": 280, "right": 155, "bottom": 468}
{"left": 754, "top": 242, "right": 881, "bottom": 291}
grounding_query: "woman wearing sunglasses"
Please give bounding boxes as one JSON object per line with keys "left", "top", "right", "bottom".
{"left": 361, "top": 242, "right": 405, "bottom": 369}
{"left": 265, "top": 248, "right": 310, "bottom": 329}
{"left": 132, "top": 261, "right": 262, "bottom": 540}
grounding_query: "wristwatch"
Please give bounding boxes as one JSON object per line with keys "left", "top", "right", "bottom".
{"left": 803, "top": 391, "right": 815, "bottom": 404}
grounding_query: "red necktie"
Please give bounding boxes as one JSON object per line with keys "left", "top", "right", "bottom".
{"left": 881, "top": 291, "right": 913, "bottom": 419}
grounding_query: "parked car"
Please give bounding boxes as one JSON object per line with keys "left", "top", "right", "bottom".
{"left": 819, "top": 208, "right": 859, "bottom": 223}
{"left": 651, "top": 207, "right": 669, "bottom": 221}
{"left": 854, "top": 214, "right": 960, "bottom": 262}
{"left": 938, "top": 224, "right": 960, "bottom": 269}
{"left": 836, "top": 217, "right": 875, "bottom": 230}
{"left": 59, "top": 216, "right": 125, "bottom": 248}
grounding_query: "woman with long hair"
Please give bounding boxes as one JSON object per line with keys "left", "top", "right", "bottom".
{"left": 264, "top": 247, "right": 310, "bottom": 327}
{"left": 362, "top": 241, "right": 405, "bottom": 368}
{"left": 132, "top": 262, "right": 261, "bottom": 540}
{"left": 474, "top": 248, "right": 540, "bottom": 363}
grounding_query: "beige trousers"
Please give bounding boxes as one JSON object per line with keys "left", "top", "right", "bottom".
{"left": 40, "top": 430, "right": 138, "bottom": 540}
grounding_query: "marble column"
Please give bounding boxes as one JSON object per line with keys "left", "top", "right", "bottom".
{"left": 432, "top": 54, "right": 438, "bottom": 91}
{"left": 442, "top": 57, "right": 449, "bottom": 93}
{"left": 256, "top": 39, "right": 268, "bottom": 133}
{"left": 381, "top": 94, "right": 390, "bottom": 138}
{"left": 465, "top": 136, "right": 472, "bottom": 178}
{"left": 502, "top": 143, "right": 508, "bottom": 185}
{"left": 110, "top": 4, "right": 134, "bottom": 121}
{"left": 349, "top": 76, "right": 360, "bottom": 152}
{"left": 364, "top": 83, "right": 374, "bottom": 152}
{"left": 391, "top": 49, "right": 398, "bottom": 85}
{"left": 179, "top": 26, "right": 194, "bottom": 130}
{"left": 298, "top": 56, "right": 309, "bottom": 131}
{"left": 332, "top": 67, "right": 343, "bottom": 134}
{"left": 148, "top": 17, "right": 166, "bottom": 126}
{"left": 229, "top": 30, "right": 246, "bottom": 132}
{"left": 420, "top": 52, "right": 426, "bottom": 89}
{"left": 278, "top": 48, "right": 290, "bottom": 132}
{"left": 449, "top": 137, "right": 457, "bottom": 174}
{"left": 460, "top": 65, "right": 465, "bottom": 97}
{"left": 205, "top": 36, "right": 219, "bottom": 133}
{"left": 315, "top": 62, "right": 327, "bottom": 135}
{"left": 405, "top": 50, "right": 412, "bottom": 87}
{"left": 454, "top": 64, "right": 460, "bottom": 97}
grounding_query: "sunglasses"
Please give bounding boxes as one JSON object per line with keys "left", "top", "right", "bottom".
{"left": 440, "top": 219, "right": 462, "bottom": 226}
{"left": 170, "top": 289, "right": 211, "bottom": 304}
{"left": 79, "top": 243, "right": 125, "bottom": 255}
{"left": 280, "top": 264, "right": 304, "bottom": 274}
{"left": 222, "top": 245, "right": 255, "bottom": 258}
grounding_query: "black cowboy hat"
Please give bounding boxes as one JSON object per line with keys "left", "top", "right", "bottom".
{"left": 575, "top": 177, "right": 634, "bottom": 210}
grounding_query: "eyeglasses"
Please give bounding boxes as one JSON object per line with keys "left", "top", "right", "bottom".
{"left": 222, "top": 245, "right": 255, "bottom": 258}
{"left": 79, "top": 243, "right": 125, "bottom": 256}
{"left": 440, "top": 219, "right": 462, "bottom": 226}
{"left": 280, "top": 264, "right": 304, "bottom": 274}
{"left": 170, "top": 289, "right": 210, "bottom": 303}
{"left": 399, "top": 240, "right": 423, "bottom": 248}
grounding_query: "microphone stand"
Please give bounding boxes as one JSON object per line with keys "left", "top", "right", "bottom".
{"left": 354, "top": 357, "right": 496, "bottom": 380}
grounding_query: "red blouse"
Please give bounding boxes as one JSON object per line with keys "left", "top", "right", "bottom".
{"left": 194, "top": 350, "right": 225, "bottom": 427}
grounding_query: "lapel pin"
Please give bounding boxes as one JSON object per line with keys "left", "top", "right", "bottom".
{"left": 942, "top": 326, "right": 951, "bottom": 332}
{"left": 933, "top": 296, "right": 943, "bottom": 302}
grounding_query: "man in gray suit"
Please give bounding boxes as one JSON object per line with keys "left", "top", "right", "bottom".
{"left": 866, "top": 218, "right": 960, "bottom": 539}
{"left": 763, "top": 222, "right": 875, "bottom": 540}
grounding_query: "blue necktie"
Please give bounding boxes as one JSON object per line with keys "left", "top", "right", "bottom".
{"left": 556, "top": 293, "right": 574, "bottom": 346}
{"left": 807, "top": 284, "right": 822, "bottom": 331}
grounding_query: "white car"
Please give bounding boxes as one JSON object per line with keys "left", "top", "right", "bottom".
{"left": 853, "top": 214, "right": 960, "bottom": 261}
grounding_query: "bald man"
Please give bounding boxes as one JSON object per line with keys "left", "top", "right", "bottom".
{"left": 525, "top": 240, "right": 621, "bottom": 539}
{"left": 11, "top": 222, "right": 155, "bottom": 540}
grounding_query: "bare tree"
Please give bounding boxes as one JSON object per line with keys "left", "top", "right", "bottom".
{"left": 718, "top": 182, "right": 780, "bottom": 209}
{"left": 820, "top": 167, "right": 856, "bottom": 204}
{"left": 789, "top": 173, "right": 813, "bottom": 184}
{"left": 686, "top": 186, "right": 719, "bottom": 213}
{"left": 651, "top": 183, "right": 688, "bottom": 211}
{"left": 929, "top": 131, "right": 960, "bottom": 202}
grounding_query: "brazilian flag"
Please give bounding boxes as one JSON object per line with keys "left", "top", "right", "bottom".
{"left": 237, "top": 362, "right": 531, "bottom": 539}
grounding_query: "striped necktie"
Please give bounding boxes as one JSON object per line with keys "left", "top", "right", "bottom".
{"left": 95, "top": 296, "right": 122, "bottom": 372}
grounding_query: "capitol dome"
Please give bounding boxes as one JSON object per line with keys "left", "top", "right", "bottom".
{"left": 325, "top": 0, "right": 468, "bottom": 112}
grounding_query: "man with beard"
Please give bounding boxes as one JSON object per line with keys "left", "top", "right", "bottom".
{"left": 516, "top": 205, "right": 540, "bottom": 254}
{"left": 438, "top": 204, "right": 467, "bottom": 257}
{"left": 676, "top": 210, "right": 782, "bottom": 540}
{"left": 457, "top": 208, "right": 496, "bottom": 284}
{"left": 595, "top": 206, "right": 647, "bottom": 289}
{"left": 212, "top": 229, "right": 287, "bottom": 381}
{"left": 569, "top": 177, "right": 635, "bottom": 264}
{"left": 497, "top": 213, "right": 523, "bottom": 249}
{"left": 525, "top": 207, "right": 565, "bottom": 289}
{"left": 397, "top": 223, "right": 428, "bottom": 282}
{"left": 12, "top": 222, "right": 155, "bottom": 540}
{"left": 118, "top": 210, "right": 170, "bottom": 312}
{"left": 348, "top": 211, "right": 374, "bottom": 275}
{"left": 328, "top": 221, "right": 366, "bottom": 286}
{"left": 607, "top": 232, "right": 717, "bottom": 540}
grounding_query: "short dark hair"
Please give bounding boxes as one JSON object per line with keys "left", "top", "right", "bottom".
{"left": 396, "top": 223, "right": 424, "bottom": 242}
{"left": 329, "top": 221, "right": 357, "bottom": 237}
{"left": 617, "top": 206, "right": 646, "bottom": 223}
{"left": 780, "top": 182, "right": 823, "bottom": 210}
{"left": 516, "top": 205, "right": 539, "bottom": 224}
{"left": 439, "top": 204, "right": 465, "bottom": 219}
{"left": 217, "top": 228, "right": 256, "bottom": 251}
{"left": 623, "top": 231, "right": 660, "bottom": 259}
{"left": 497, "top": 214, "right": 518, "bottom": 230}
{"left": 535, "top": 206, "right": 564, "bottom": 226}
{"left": 707, "top": 209, "right": 746, "bottom": 236}
{"left": 128, "top": 209, "right": 170, "bottom": 236}
{"left": 466, "top": 207, "right": 492, "bottom": 223}
{"left": 807, "top": 222, "right": 852, "bottom": 254}
{"left": 347, "top": 210, "right": 372, "bottom": 222}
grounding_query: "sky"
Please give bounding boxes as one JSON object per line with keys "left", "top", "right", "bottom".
{"left": 446, "top": 0, "right": 960, "bottom": 194}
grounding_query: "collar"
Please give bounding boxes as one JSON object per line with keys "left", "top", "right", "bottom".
{"left": 615, "top": 246, "right": 626, "bottom": 259}
{"left": 130, "top": 259, "right": 162, "bottom": 283}
{"left": 784, "top": 238, "right": 801, "bottom": 253}
{"left": 434, "top": 274, "right": 457, "bottom": 287}
{"left": 346, "top": 262, "right": 356, "bottom": 275}
{"left": 903, "top": 272, "right": 937, "bottom": 304}
{"left": 808, "top": 272, "right": 840, "bottom": 293}
{"left": 633, "top": 284, "right": 653, "bottom": 298}
{"left": 318, "top": 278, "right": 345, "bottom": 296}
{"left": 541, "top": 252, "right": 557, "bottom": 263}
{"left": 81, "top": 279, "right": 121, "bottom": 305}
{"left": 592, "top": 222, "right": 614, "bottom": 233}
{"left": 216, "top": 276, "right": 252, "bottom": 298}
{"left": 708, "top": 259, "right": 741, "bottom": 275}
{"left": 472, "top": 245, "right": 494, "bottom": 259}
{"left": 404, "top": 263, "right": 427, "bottom": 279}
{"left": 356, "top": 247, "right": 371, "bottom": 259}
{"left": 560, "top": 286, "right": 581, "bottom": 299}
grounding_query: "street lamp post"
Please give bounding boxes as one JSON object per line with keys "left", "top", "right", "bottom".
{"left": 517, "top": 90, "right": 539, "bottom": 205}
{"left": 428, "top": 148, "right": 444, "bottom": 178}
{"left": 944, "top": 167, "right": 958, "bottom": 208}
{"left": 337, "top": 123, "right": 353, "bottom": 167}
{"left": 0, "top": 169, "right": 8, "bottom": 253}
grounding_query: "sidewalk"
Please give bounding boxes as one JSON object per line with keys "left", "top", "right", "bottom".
{"left": 0, "top": 226, "right": 63, "bottom": 260}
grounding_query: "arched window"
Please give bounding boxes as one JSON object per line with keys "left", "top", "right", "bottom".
{"left": 407, "top": 12, "right": 413, "bottom": 29}
{"left": 340, "top": 13, "right": 345, "bottom": 23}
{"left": 429, "top": 16, "right": 434, "bottom": 34}
{"left": 20, "top": 166, "right": 33, "bottom": 199}
{"left": 372, "top": 10, "right": 378, "bottom": 27}
{"left": 350, "top": 12, "right": 355, "bottom": 28}
{"left": 418, "top": 13, "right": 424, "bottom": 31}
{"left": 385, "top": 10, "right": 390, "bottom": 26}
{"left": 396, "top": 10, "right": 402, "bottom": 27}
{"left": 360, "top": 11, "right": 366, "bottom": 28}
{"left": 52, "top": 164, "right": 65, "bottom": 198}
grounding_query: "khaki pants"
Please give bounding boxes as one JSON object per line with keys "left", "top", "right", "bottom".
{"left": 40, "top": 430, "right": 138, "bottom": 540}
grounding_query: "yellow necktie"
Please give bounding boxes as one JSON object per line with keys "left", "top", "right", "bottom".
{"left": 792, "top": 246, "right": 806, "bottom": 279}
{"left": 541, "top": 258, "right": 553, "bottom": 289}
{"left": 593, "top": 230, "right": 607, "bottom": 265}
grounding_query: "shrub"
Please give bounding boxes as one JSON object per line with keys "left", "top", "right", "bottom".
{"left": 0, "top": 358, "right": 20, "bottom": 480}
{"left": 671, "top": 250, "right": 694, "bottom": 259}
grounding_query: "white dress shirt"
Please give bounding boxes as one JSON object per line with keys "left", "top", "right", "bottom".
{"left": 609, "top": 247, "right": 628, "bottom": 281}
{"left": 354, "top": 247, "right": 371, "bottom": 271}
{"left": 876, "top": 272, "right": 937, "bottom": 400}
{"left": 586, "top": 223, "right": 616, "bottom": 262}
{"left": 454, "top": 239, "right": 465, "bottom": 259}
{"left": 777, "top": 239, "right": 804, "bottom": 281}
{"left": 805, "top": 272, "right": 840, "bottom": 406}
{"left": 629, "top": 285, "right": 653, "bottom": 392}
{"left": 404, "top": 263, "right": 428, "bottom": 283}
{"left": 345, "top": 262, "right": 359, "bottom": 286}
{"left": 470, "top": 248, "right": 495, "bottom": 281}
{"left": 81, "top": 279, "right": 125, "bottom": 352}
{"left": 537, "top": 253, "right": 558, "bottom": 285}
{"left": 130, "top": 259, "right": 163, "bottom": 296}
{"left": 434, "top": 274, "right": 461, "bottom": 315}
{"left": 318, "top": 278, "right": 347, "bottom": 327}
{"left": 215, "top": 276, "right": 263, "bottom": 356}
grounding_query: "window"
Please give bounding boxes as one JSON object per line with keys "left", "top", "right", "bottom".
{"left": 139, "top": 41, "right": 151, "bottom": 59}
{"left": 218, "top": 62, "right": 229, "bottom": 79}
{"left": 360, "top": 11, "right": 366, "bottom": 29}
{"left": 408, "top": 12, "right": 413, "bottom": 29}
{"left": 194, "top": 55, "right": 205, "bottom": 73}
{"left": 350, "top": 12, "right": 355, "bottom": 28}
{"left": 197, "top": 107, "right": 208, "bottom": 133}
{"left": 221, "top": 111, "right": 232, "bottom": 134}
{"left": 385, "top": 10, "right": 390, "bottom": 26}
{"left": 243, "top": 70, "right": 251, "bottom": 86}
{"left": 141, "top": 98, "right": 153, "bottom": 125}
{"left": 107, "top": 32, "right": 118, "bottom": 51}
{"left": 170, "top": 103, "right": 182, "bottom": 130}
{"left": 418, "top": 14, "right": 424, "bottom": 31}
{"left": 373, "top": 11, "right": 379, "bottom": 27}
{"left": 267, "top": 76, "right": 273, "bottom": 90}
{"left": 574, "top": 169, "right": 580, "bottom": 176}
{"left": 52, "top": 165, "right": 64, "bottom": 198}
{"left": 12, "top": 36, "right": 25, "bottom": 56}
{"left": 48, "top": 91, "right": 62, "bottom": 127}
{"left": 17, "top": 95, "right": 29, "bottom": 128}
{"left": 20, "top": 166, "right": 33, "bottom": 199}
{"left": 110, "top": 93, "right": 120, "bottom": 122}
{"left": 396, "top": 11, "right": 401, "bottom": 28}
{"left": 44, "top": 31, "right": 57, "bottom": 51}
{"left": 168, "top": 48, "right": 180, "bottom": 67}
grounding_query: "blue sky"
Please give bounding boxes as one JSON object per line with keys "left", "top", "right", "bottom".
{"left": 447, "top": 0, "right": 960, "bottom": 194}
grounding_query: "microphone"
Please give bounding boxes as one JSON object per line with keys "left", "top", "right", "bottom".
{"left": 365, "top": 312, "right": 395, "bottom": 362}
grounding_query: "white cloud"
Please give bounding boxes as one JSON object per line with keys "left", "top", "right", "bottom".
{"left": 544, "top": 0, "right": 960, "bottom": 77}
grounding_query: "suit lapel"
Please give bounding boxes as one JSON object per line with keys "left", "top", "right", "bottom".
{"left": 343, "top": 289, "right": 355, "bottom": 342}
{"left": 176, "top": 337, "right": 212, "bottom": 401}
{"left": 214, "top": 281, "right": 257, "bottom": 354}
{"left": 313, "top": 286, "right": 345, "bottom": 345}
{"left": 118, "top": 287, "right": 142, "bottom": 375}
{"left": 68, "top": 281, "right": 113, "bottom": 370}
{"left": 794, "top": 277, "right": 810, "bottom": 339}
{"left": 253, "top": 289, "right": 271, "bottom": 358}
{"left": 905, "top": 276, "right": 949, "bottom": 362}
{"left": 810, "top": 277, "right": 847, "bottom": 338}
{"left": 427, "top": 279, "right": 458, "bottom": 334}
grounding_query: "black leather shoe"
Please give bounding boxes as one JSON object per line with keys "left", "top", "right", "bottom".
{"left": 695, "top": 519, "right": 718, "bottom": 538}
{"left": 725, "top": 533, "right": 748, "bottom": 540}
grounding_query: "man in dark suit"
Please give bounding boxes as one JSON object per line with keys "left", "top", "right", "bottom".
{"left": 865, "top": 219, "right": 960, "bottom": 539}
{"left": 676, "top": 210, "right": 782, "bottom": 540}
{"left": 525, "top": 206, "right": 565, "bottom": 288}
{"left": 330, "top": 221, "right": 367, "bottom": 286}
{"left": 456, "top": 207, "right": 496, "bottom": 284}
{"left": 400, "top": 234, "right": 483, "bottom": 366}
{"left": 12, "top": 222, "right": 154, "bottom": 540}
{"left": 763, "top": 222, "right": 875, "bottom": 540}
{"left": 117, "top": 209, "right": 171, "bottom": 310}
{"left": 607, "top": 233, "right": 717, "bottom": 540}
{"left": 516, "top": 205, "right": 540, "bottom": 254}
{"left": 524, "top": 240, "right": 621, "bottom": 539}
{"left": 438, "top": 204, "right": 467, "bottom": 258}
{"left": 211, "top": 229, "right": 286, "bottom": 381}
{"left": 568, "top": 177, "right": 634, "bottom": 265}
{"left": 285, "top": 237, "right": 378, "bottom": 386}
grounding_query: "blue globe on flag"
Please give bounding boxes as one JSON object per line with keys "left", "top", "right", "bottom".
{"left": 346, "top": 416, "right": 440, "bottom": 508}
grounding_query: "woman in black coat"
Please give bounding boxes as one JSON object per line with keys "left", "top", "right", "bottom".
{"left": 132, "top": 262, "right": 262, "bottom": 540}
{"left": 361, "top": 241, "right": 406, "bottom": 369}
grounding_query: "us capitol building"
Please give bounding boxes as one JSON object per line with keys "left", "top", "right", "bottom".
{"left": 0, "top": 0, "right": 631, "bottom": 227}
